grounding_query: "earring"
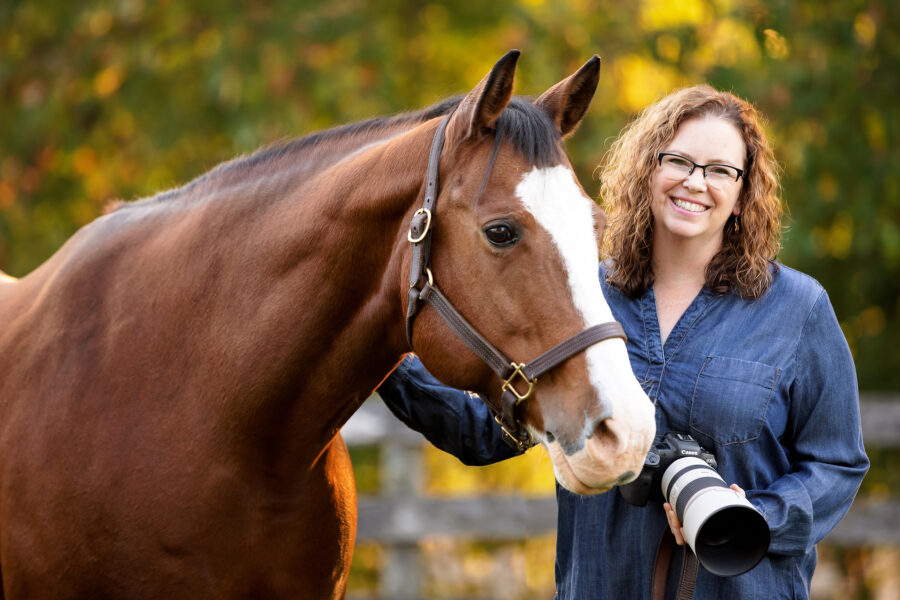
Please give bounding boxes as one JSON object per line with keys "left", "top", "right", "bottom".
{"left": 733, "top": 215, "right": 741, "bottom": 234}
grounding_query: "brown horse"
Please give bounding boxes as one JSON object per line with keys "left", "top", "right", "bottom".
{"left": 0, "top": 52, "right": 654, "bottom": 599}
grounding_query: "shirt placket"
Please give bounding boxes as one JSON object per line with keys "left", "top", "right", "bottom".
{"left": 639, "top": 290, "right": 666, "bottom": 403}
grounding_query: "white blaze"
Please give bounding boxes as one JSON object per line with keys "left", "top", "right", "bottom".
{"left": 514, "top": 165, "right": 635, "bottom": 423}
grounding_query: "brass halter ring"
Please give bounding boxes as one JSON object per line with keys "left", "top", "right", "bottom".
{"left": 501, "top": 362, "right": 536, "bottom": 403}
{"left": 407, "top": 208, "right": 432, "bottom": 243}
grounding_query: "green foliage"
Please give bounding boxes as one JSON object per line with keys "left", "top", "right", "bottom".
{"left": 1, "top": 1, "right": 897, "bottom": 384}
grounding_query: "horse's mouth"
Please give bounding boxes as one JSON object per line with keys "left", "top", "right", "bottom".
{"left": 546, "top": 440, "right": 614, "bottom": 496}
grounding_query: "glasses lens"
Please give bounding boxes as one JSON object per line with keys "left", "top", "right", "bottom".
{"left": 706, "top": 165, "right": 740, "bottom": 182}
{"left": 661, "top": 155, "right": 693, "bottom": 173}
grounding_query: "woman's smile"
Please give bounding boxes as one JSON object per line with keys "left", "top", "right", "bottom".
{"left": 670, "top": 196, "right": 709, "bottom": 214}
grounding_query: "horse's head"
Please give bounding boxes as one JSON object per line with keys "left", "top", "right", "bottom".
{"left": 404, "top": 51, "right": 655, "bottom": 494}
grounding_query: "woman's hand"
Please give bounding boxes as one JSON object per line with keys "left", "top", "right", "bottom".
{"left": 663, "top": 484, "right": 746, "bottom": 545}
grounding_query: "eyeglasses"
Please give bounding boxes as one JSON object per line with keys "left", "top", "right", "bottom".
{"left": 657, "top": 152, "right": 744, "bottom": 184}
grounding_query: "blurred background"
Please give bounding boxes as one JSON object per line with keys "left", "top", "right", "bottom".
{"left": 1, "top": 0, "right": 897, "bottom": 598}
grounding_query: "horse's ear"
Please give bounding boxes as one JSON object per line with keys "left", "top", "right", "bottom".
{"left": 534, "top": 55, "right": 601, "bottom": 138}
{"left": 449, "top": 50, "right": 519, "bottom": 141}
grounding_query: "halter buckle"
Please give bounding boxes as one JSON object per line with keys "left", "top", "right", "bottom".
{"left": 494, "top": 414, "right": 534, "bottom": 454}
{"left": 501, "top": 362, "right": 535, "bottom": 403}
{"left": 407, "top": 208, "right": 432, "bottom": 243}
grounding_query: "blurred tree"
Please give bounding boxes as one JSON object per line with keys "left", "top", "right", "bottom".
{"left": 2, "top": 0, "right": 896, "bottom": 389}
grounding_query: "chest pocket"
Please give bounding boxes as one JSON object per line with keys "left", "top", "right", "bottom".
{"left": 690, "top": 356, "right": 780, "bottom": 445}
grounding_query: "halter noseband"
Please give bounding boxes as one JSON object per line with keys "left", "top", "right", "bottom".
{"left": 405, "top": 114, "right": 627, "bottom": 453}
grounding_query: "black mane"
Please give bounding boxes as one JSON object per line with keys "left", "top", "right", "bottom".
{"left": 239, "top": 95, "right": 563, "bottom": 170}
{"left": 125, "top": 95, "right": 563, "bottom": 208}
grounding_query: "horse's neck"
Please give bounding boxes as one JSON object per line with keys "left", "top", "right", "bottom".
{"left": 171, "top": 123, "right": 431, "bottom": 449}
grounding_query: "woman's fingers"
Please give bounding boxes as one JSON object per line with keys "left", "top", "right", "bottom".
{"left": 730, "top": 483, "right": 746, "bottom": 497}
{"left": 663, "top": 502, "right": 686, "bottom": 545}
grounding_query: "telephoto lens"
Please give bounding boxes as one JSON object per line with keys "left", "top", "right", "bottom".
{"left": 661, "top": 456, "right": 770, "bottom": 577}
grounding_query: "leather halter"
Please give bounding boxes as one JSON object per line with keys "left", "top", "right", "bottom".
{"left": 405, "top": 114, "right": 627, "bottom": 453}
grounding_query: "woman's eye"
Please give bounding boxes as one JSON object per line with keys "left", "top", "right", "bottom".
{"left": 484, "top": 223, "right": 518, "bottom": 247}
{"left": 707, "top": 166, "right": 733, "bottom": 177}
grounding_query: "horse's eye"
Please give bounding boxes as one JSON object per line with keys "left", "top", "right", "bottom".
{"left": 483, "top": 222, "right": 519, "bottom": 247}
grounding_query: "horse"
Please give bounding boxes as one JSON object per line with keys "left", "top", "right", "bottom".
{"left": 0, "top": 51, "right": 655, "bottom": 599}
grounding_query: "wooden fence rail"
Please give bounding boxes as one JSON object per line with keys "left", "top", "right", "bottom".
{"left": 341, "top": 393, "right": 900, "bottom": 599}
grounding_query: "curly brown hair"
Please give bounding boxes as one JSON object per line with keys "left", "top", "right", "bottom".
{"left": 599, "top": 85, "right": 783, "bottom": 299}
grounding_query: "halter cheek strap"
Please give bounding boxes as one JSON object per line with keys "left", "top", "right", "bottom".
{"left": 406, "top": 115, "right": 503, "bottom": 343}
{"left": 406, "top": 115, "right": 449, "bottom": 342}
{"left": 405, "top": 114, "right": 627, "bottom": 453}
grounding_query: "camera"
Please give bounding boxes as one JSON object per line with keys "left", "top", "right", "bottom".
{"left": 619, "top": 432, "right": 770, "bottom": 577}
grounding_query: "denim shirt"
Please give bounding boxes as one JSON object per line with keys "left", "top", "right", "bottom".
{"left": 377, "top": 263, "right": 869, "bottom": 599}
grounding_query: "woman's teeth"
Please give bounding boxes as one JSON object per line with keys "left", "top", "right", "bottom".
{"left": 673, "top": 198, "right": 707, "bottom": 213}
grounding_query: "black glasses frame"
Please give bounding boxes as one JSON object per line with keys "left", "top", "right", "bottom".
{"left": 657, "top": 152, "right": 744, "bottom": 182}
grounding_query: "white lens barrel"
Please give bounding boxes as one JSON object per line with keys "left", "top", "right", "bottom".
{"left": 661, "top": 457, "right": 727, "bottom": 522}
{"left": 660, "top": 457, "right": 770, "bottom": 576}
{"left": 681, "top": 486, "right": 752, "bottom": 549}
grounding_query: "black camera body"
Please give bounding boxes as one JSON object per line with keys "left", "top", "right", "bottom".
{"left": 619, "top": 431, "right": 717, "bottom": 507}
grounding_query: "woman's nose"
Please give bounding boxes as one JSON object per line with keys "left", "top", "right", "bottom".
{"left": 682, "top": 168, "right": 707, "bottom": 192}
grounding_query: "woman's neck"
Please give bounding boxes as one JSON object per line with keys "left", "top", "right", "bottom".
{"left": 651, "top": 229, "right": 723, "bottom": 290}
{"left": 651, "top": 231, "right": 721, "bottom": 344}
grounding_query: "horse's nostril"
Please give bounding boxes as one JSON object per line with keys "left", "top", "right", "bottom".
{"left": 588, "top": 418, "right": 624, "bottom": 455}
{"left": 545, "top": 431, "right": 556, "bottom": 443}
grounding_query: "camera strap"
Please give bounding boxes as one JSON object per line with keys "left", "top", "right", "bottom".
{"left": 651, "top": 527, "right": 699, "bottom": 600}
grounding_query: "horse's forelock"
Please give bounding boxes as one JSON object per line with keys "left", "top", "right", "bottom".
{"left": 493, "top": 98, "right": 565, "bottom": 167}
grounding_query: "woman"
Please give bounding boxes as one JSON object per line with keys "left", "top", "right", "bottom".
{"left": 376, "top": 86, "right": 868, "bottom": 599}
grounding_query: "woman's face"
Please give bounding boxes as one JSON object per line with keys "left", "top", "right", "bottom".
{"left": 649, "top": 116, "right": 746, "bottom": 248}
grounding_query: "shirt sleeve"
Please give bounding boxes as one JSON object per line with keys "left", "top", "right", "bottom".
{"left": 375, "top": 354, "right": 521, "bottom": 466}
{"left": 745, "top": 290, "right": 870, "bottom": 556}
